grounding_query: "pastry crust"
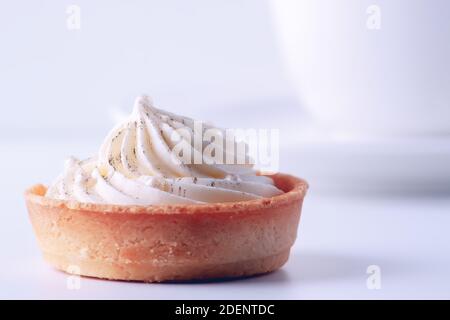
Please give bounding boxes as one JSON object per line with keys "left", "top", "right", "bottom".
{"left": 25, "top": 173, "right": 308, "bottom": 282}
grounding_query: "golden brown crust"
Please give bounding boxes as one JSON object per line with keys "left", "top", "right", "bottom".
{"left": 25, "top": 173, "right": 308, "bottom": 282}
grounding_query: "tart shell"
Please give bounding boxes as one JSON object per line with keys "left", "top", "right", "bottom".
{"left": 25, "top": 173, "right": 308, "bottom": 282}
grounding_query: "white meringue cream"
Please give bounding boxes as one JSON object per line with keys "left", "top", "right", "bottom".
{"left": 46, "top": 96, "right": 283, "bottom": 205}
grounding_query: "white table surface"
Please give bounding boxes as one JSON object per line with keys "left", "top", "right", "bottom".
{"left": 1, "top": 139, "right": 450, "bottom": 299}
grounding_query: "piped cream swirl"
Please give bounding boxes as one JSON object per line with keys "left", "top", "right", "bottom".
{"left": 46, "top": 96, "right": 283, "bottom": 205}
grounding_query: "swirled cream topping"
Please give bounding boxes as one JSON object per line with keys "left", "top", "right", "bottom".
{"left": 46, "top": 96, "right": 283, "bottom": 205}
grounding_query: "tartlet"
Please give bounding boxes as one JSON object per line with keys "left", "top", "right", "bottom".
{"left": 25, "top": 173, "right": 307, "bottom": 282}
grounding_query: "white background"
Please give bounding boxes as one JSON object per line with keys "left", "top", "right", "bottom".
{"left": 1, "top": 0, "right": 449, "bottom": 299}
{"left": 0, "top": 0, "right": 292, "bottom": 137}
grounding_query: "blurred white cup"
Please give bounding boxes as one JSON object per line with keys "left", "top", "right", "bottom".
{"left": 270, "top": 0, "right": 450, "bottom": 136}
